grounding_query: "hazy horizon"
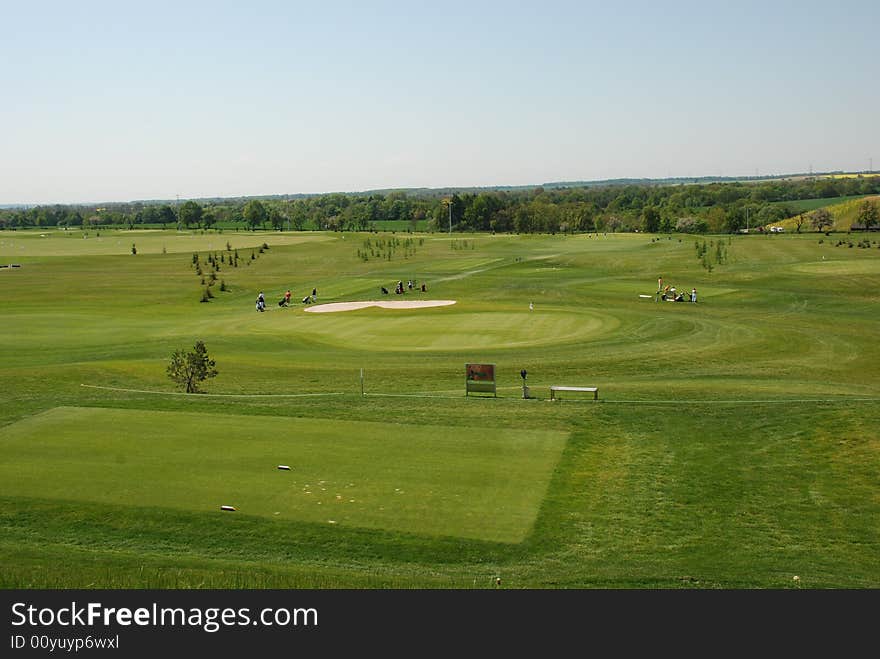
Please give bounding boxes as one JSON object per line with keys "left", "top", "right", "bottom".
{"left": 2, "top": 0, "right": 877, "bottom": 205}
{"left": 3, "top": 168, "right": 878, "bottom": 209}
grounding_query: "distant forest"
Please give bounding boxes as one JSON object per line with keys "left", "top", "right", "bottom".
{"left": 3, "top": 175, "right": 879, "bottom": 234}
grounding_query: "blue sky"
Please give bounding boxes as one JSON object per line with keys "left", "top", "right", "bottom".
{"left": 1, "top": 0, "right": 877, "bottom": 204}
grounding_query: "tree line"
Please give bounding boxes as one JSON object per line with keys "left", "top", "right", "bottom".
{"left": 2, "top": 175, "right": 879, "bottom": 234}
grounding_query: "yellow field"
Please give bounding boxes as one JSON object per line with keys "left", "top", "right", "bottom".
{"left": 769, "top": 195, "right": 880, "bottom": 232}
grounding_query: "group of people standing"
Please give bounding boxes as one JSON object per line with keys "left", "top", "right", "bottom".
{"left": 382, "top": 280, "right": 426, "bottom": 295}
{"left": 256, "top": 287, "right": 317, "bottom": 311}
{"left": 657, "top": 276, "right": 697, "bottom": 303}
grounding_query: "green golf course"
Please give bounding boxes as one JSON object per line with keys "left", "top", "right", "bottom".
{"left": 0, "top": 227, "right": 878, "bottom": 588}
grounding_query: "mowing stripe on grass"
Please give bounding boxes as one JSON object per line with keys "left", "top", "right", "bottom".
{"left": 80, "top": 384, "right": 349, "bottom": 398}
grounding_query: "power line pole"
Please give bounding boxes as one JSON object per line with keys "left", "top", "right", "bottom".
{"left": 448, "top": 198, "right": 452, "bottom": 236}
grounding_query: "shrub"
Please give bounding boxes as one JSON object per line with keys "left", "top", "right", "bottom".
{"left": 675, "top": 217, "right": 709, "bottom": 234}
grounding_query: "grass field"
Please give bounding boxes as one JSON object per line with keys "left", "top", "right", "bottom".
{"left": 771, "top": 194, "right": 874, "bottom": 214}
{"left": 1, "top": 227, "right": 878, "bottom": 588}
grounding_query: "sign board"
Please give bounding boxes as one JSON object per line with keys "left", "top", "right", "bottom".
{"left": 465, "top": 363, "right": 496, "bottom": 397}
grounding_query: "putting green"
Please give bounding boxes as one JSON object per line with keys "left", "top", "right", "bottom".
{"left": 0, "top": 407, "right": 568, "bottom": 543}
{"left": 790, "top": 260, "right": 880, "bottom": 276}
{"left": 290, "top": 308, "right": 619, "bottom": 351}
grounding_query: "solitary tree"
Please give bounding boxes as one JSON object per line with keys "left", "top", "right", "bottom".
{"left": 178, "top": 200, "right": 203, "bottom": 229}
{"left": 267, "top": 205, "right": 285, "bottom": 231}
{"left": 243, "top": 199, "right": 267, "bottom": 230}
{"left": 202, "top": 209, "right": 217, "bottom": 230}
{"left": 167, "top": 340, "right": 218, "bottom": 393}
{"left": 810, "top": 208, "right": 834, "bottom": 232}
{"left": 157, "top": 205, "right": 177, "bottom": 229}
{"left": 856, "top": 199, "right": 878, "bottom": 229}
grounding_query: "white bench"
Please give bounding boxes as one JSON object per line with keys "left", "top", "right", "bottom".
{"left": 550, "top": 385, "right": 598, "bottom": 401}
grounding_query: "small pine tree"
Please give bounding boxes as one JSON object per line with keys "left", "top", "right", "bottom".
{"left": 167, "top": 340, "right": 218, "bottom": 392}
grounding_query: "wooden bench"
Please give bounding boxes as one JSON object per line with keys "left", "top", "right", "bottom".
{"left": 550, "top": 385, "right": 598, "bottom": 401}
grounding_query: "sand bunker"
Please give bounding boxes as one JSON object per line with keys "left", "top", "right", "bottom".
{"left": 304, "top": 300, "right": 457, "bottom": 313}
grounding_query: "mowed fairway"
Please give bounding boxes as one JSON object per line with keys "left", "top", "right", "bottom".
{"left": 0, "top": 407, "right": 567, "bottom": 543}
{"left": 0, "top": 228, "right": 878, "bottom": 588}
